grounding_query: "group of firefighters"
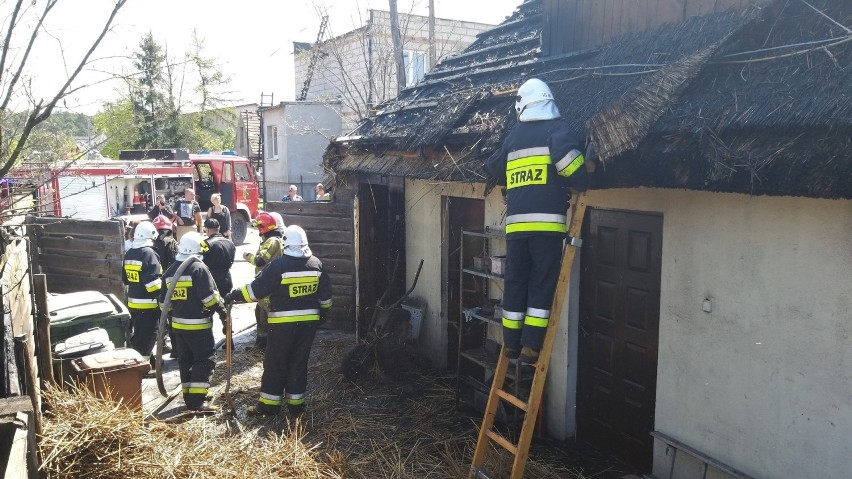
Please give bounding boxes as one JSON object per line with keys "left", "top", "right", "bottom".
{"left": 121, "top": 207, "right": 332, "bottom": 417}
{"left": 118, "top": 76, "right": 585, "bottom": 417}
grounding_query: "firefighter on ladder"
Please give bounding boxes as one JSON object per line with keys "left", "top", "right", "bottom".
{"left": 242, "top": 212, "right": 284, "bottom": 348}
{"left": 226, "top": 225, "right": 332, "bottom": 417}
{"left": 161, "top": 232, "right": 227, "bottom": 412}
{"left": 122, "top": 221, "right": 162, "bottom": 362}
{"left": 485, "top": 78, "right": 588, "bottom": 365}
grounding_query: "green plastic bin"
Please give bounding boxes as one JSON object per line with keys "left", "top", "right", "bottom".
{"left": 48, "top": 291, "right": 130, "bottom": 348}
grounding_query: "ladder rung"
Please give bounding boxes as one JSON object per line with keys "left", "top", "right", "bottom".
{"left": 496, "top": 389, "right": 528, "bottom": 412}
{"left": 486, "top": 429, "right": 518, "bottom": 455}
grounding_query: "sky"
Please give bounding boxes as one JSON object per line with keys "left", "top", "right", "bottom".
{"left": 8, "top": 0, "right": 522, "bottom": 115}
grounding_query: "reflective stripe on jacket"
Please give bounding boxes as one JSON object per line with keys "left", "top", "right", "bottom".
{"left": 122, "top": 247, "right": 162, "bottom": 310}
{"left": 245, "top": 236, "right": 283, "bottom": 273}
{"left": 160, "top": 260, "right": 220, "bottom": 328}
{"left": 238, "top": 254, "right": 332, "bottom": 323}
{"left": 485, "top": 119, "right": 585, "bottom": 238}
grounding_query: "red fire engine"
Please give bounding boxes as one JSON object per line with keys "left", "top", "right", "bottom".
{"left": 16, "top": 149, "right": 259, "bottom": 244}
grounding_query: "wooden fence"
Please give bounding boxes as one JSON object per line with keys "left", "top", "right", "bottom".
{"left": 267, "top": 201, "right": 355, "bottom": 329}
{"left": 27, "top": 217, "right": 125, "bottom": 299}
{"left": 1, "top": 219, "right": 41, "bottom": 478}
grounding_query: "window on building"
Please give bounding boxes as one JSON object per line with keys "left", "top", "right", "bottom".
{"left": 403, "top": 50, "right": 426, "bottom": 87}
{"left": 266, "top": 125, "right": 278, "bottom": 160}
{"left": 234, "top": 163, "right": 251, "bottom": 182}
{"left": 238, "top": 126, "right": 245, "bottom": 148}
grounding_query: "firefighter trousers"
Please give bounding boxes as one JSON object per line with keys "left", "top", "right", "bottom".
{"left": 257, "top": 321, "right": 318, "bottom": 411}
{"left": 501, "top": 235, "right": 564, "bottom": 352}
{"left": 174, "top": 328, "right": 215, "bottom": 409}
{"left": 254, "top": 299, "right": 269, "bottom": 345}
{"left": 129, "top": 308, "right": 159, "bottom": 358}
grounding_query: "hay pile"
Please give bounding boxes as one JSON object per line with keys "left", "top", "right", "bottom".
{"left": 40, "top": 385, "right": 342, "bottom": 478}
{"left": 40, "top": 332, "right": 609, "bottom": 478}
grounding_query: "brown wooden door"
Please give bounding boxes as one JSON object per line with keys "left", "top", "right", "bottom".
{"left": 577, "top": 209, "right": 663, "bottom": 472}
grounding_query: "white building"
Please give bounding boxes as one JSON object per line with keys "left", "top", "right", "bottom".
{"left": 294, "top": 10, "right": 494, "bottom": 132}
{"left": 258, "top": 101, "right": 341, "bottom": 201}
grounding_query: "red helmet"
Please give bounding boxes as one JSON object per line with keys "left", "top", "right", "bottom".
{"left": 252, "top": 212, "right": 277, "bottom": 235}
{"left": 152, "top": 215, "right": 173, "bottom": 231}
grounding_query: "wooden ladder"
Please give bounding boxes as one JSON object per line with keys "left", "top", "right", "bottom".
{"left": 469, "top": 193, "right": 588, "bottom": 479}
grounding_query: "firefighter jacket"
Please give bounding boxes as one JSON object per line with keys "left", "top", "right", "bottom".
{"left": 122, "top": 246, "right": 162, "bottom": 311}
{"left": 161, "top": 259, "right": 221, "bottom": 331}
{"left": 245, "top": 234, "right": 283, "bottom": 274}
{"left": 201, "top": 233, "right": 236, "bottom": 292}
{"left": 238, "top": 254, "right": 332, "bottom": 324}
{"left": 153, "top": 236, "right": 178, "bottom": 271}
{"left": 485, "top": 119, "right": 586, "bottom": 238}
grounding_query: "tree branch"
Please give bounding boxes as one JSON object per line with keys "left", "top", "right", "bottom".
{"left": 0, "top": 0, "right": 128, "bottom": 178}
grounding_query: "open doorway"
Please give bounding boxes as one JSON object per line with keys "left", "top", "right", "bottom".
{"left": 356, "top": 179, "right": 406, "bottom": 334}
{"left": 442, "top": 196, "right": 485, "bottom": 372}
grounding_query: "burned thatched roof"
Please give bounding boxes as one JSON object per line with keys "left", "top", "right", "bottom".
{"left": 331, "top": 0, "right": 852, "bottom": 199}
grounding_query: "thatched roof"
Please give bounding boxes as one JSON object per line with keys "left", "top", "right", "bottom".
{"left": 329, "top": 0, "right": 852, "bottom": 199}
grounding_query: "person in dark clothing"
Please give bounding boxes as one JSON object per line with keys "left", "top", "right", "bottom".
{"left": 122, "top": 221, "right": 162, "bottom": 360}
{"left": 152, "top": 215, "right": 179, "bottom": 271}
{"left": 152, "top": 214, "right": 180, "bottom": 359}
{"left": 484, "top": 78, "right": 588, "bottom": 365}
{"left": 147, "top": 195, "right": 178, "bottom": 222}
{"left": 202, "top": 218, "right": 236, "bottom": 345}
{"left": 161, "top": 232, "right": 227, "bottom": 412}
{"left": 201, "top": 218, "right": 236, "bottom": 293}
{"left": 206, "top": 193, "right": 232, "bottom": 239}
{"left": 226, "top": 225, "right": 331, "bottom": 418}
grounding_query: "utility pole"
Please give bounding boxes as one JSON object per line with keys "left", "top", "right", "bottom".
{"left": 389, "top": 0, "right": 406, "bottom": 91}
{"left": 428, "top": 0, "right": 436, "bottom": 69}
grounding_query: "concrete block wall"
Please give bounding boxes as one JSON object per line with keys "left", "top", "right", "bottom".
{"left": 294, "top": 10, "right": 494, "bottom": 132}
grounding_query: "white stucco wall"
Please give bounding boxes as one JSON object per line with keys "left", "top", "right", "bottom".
{"left": 405, "top": 180, "right": 852, "bottom": 477}
{"left": 404, "top": 179, "right": 501, "bottom": 367}
{"left": 260, "top": 102, "right": 341, "bottom": 201}
{"left": 404, "top": 178, "right": 578, "bottom": 440}
{"left": 586, "top": 188, "right": 852, "bottom": 479}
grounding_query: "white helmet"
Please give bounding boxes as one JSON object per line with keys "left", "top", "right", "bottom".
{"left": 270, "top": 212, "right": 286, "bottom": 233}
{"left": 515, "top": 78, "right": 555, "bottom": 116}
{"left": 283, "top": 225, "right": 312, "bottom": 258}
{"left": 131, "top": 221, "right": 158, "bottom": 249}
{"left": 175, "top": 232, "right": 204, "bottom": 261}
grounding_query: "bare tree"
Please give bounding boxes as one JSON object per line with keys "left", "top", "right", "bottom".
{"left": 389, "top": 0, "right": 406, "bottom": 91}
{"left": 0, "top": 0, "right": 129, "bottom": 178}
{"left": 297, "top": 2, "right": 484, "bottom": 131}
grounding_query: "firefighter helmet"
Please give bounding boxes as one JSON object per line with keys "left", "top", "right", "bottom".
{"left": 252, "top": 212, "right": 277, "bottom": 235}
{"left": 515, "top": 78, "right": 554, "bottom": 117}
{"left": 270, "top": 212, "right": 286, "bottom": 233}
{"left": 152, "top": 214, "right": 173, "bottom": 232}
{"left": 176, "top": 232, "right": 204, "bottom": 261}
{"left": 131, "top": 221, "right": 158, "bottom": 249}
{"left": 283, "top": 225, "right": 312, "bottom": 258}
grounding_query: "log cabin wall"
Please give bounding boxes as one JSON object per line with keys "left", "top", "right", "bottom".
{"left": 542, "top": 0, "right": 770, "bottom": 55}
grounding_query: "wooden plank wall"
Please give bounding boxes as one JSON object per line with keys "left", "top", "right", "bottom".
{"left": 543, "top": 0, "right": 767, "bottom": 55}
{"left": 1, "top": 231, "right": 34, "bottom": 401}
{"left": 266, "top": 201, "right": 355, "bottom": 329}
{"left": 27, "top": 217, "right": 125, "bottom": 299}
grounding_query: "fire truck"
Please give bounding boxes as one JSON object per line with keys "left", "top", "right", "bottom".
{"left": 26, "top": 149, "right": 259, "bottom": 244}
